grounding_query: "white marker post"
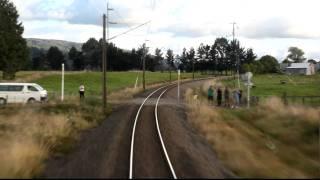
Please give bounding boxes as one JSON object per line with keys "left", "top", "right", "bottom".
{"left": 178, "top": 69, "right": 180, "bottom": 104}
{"left": 244, "top": 72, "right": 253, "bottom": 109}
{"left": 134, "top": 75, "right": 139, "bottom": 89}
{"left": 61, "top": 63, "right": 65, "bottom": 101}
{"left": 247, "top": 78, "right": 250, "bottom": 108}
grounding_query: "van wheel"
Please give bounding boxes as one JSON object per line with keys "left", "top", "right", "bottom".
{"left": 0, "top": 98, "right": 6, "bottom": 106}
{"left": 27, "top": 98, "right": 36, "bottom": 104}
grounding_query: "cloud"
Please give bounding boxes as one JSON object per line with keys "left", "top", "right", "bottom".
{"left": 157, "top": 22, "right": 229, "bottom": 38}
{"left": 12, "top": 0, "right": 151, "bottom": 27}
{"left": 10, "top": 0, "right": 320, "bottom": 61}
{"left": 23, "top": 20, "right": 102, "bottom": 43}
{"left": 12, "top": 0, "right": 73, "bottom": 21}
{"left": 240, "top": 18, "right": 320, "bottom": 39}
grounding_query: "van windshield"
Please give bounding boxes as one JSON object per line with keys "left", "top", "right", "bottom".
{"left": 34, "top": 84, "right": 44, "bottom": 91}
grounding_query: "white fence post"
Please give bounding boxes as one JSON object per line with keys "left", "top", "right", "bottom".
{"left": 134, "top": 75, "right": 139, "bottom": 89}
{"left": 178, "top": 69, "right": 180, "bottom": 104}
{"left": 61, "top": 63, "right": 64, "bottom": 101}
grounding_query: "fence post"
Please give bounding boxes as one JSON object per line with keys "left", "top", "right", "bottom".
{"left": 282, "top": 92, "right": 288, "bottom": 106}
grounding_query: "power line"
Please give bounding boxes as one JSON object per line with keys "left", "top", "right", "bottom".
{"left": 108, "top": 21, "right": 151, "bottom": 41}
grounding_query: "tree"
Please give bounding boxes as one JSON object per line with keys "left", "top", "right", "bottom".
{"left": 196, "top": 43, "right": 209, "bottom": 73}
{"left": 307, "top": 59, "right": 317, "bottom": 64}
{"left": 166, "top": 49, "right": 174, "bottom": 81}
{"left": 178, "top": 48, "right": 188, "bottom": 71}
{"left": 259, "top": 55, "right": 279, "bottom": 73}
{"left": 82, "top": 38, "right": 100, "bottom": 70}
{"left": 209, "top": 44, "right": 218, "bottom": 74}
{"left": 214, "top": 37, "right": 229, "bottom": 74}
{"left": 0, "top": 0, "right": 28, "bottom": 79}
{"left": 287, "top": 47, "right": 306, "bottom": 63}
{"left": 47, "top": 47, "right": 64, "bottom": 70}
{"left": 282, "top": 58, "right": 291, "bottom": 64}
{"left": 69, "top": 47, "right": 84, "bottom": 70}
{"left": 187, "top": 48, "right": 196, "bottom": 78}
{"left": 154, "top": 48, "right": 164, "bottom": 71}
{"left": 32, "top": 50, "right": 48, "bottom": 70}
{"left": 244, "top": 48, "right": 257, "bottom": 64}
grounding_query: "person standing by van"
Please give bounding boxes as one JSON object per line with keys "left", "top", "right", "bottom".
{"left": 79, "top": 84, "right": 85, "bottom": 100}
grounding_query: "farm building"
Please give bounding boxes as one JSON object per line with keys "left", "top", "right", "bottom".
{"left": 279, "top": 63, "right": 290, "bottom": 72}
{"left": 285, "top": 63, "right": 316, "bottom": 75}
{"left": 316, "top": 62, "right": 320, "bottom": 71}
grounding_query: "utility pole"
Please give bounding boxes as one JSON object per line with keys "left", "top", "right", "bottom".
{"left": 232, "top": 22, "right": 241, "bottom": 89}
{"left": 232, "top": 22, "right": 236, "bottom": 88}
{"left": 192, "top": 58, "right": 195, "bottom": 80}
{"left": 61, "top": 63, "right": 64, "bottom": 102}
{"left": 102, "top": 14, "right": 106, "bottom": 112}
{"left": 142, "top": 43, "right": 146, "bottom": 90}
{"left": 102, "top": 3, "right": 114, "bottom": 113}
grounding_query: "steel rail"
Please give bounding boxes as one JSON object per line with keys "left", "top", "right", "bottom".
{"left": 129, "top": 85, "right": 168, "bottom": 179}
{"left": 155, "top": 88, "right": 177, "bottom": 179}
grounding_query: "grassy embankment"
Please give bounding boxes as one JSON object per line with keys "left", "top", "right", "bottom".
{"left": 221, "top": 74, "right": 320, "bottom": 96}
{"left": 185, "top": 78, "right": 320, "bottom": 178}
{"left": 33, "top": 71, "right": 207, "bottom": 97}
{"left": 221, "top": 74, "right": 320, "bottom": 105}
{"left": 0, "top": 71, "right": 209, "bottom": 178}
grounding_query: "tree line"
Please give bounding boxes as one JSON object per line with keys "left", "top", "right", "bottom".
{"left": 25, "top": 36, "right": 281, "bottom": 74}
{"left": 26, "top": 39, "right": 144, "bottom": 71}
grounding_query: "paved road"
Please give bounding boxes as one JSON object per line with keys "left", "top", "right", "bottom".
{"left": 43, "top": 79, "right": 234, "bottom": 178}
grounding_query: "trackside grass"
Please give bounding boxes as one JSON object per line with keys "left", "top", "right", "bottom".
{"left": 185, "top": 80, "right": 320, "bottom": 178}
{"left": 31, "top": 71, "right": 208, "bottom": 97}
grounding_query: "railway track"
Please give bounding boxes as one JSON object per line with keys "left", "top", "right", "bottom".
{"left": 128, "top": 77, "right": 222, "bottom": 178}
{"left": 129, "top": 84, "right": 177, "bottom": 179}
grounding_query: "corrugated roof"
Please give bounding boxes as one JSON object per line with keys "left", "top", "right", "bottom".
{"left": 286, "top": 63, "right": 309, "bottom": 69}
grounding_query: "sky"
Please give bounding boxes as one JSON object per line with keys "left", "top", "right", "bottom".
{"left": 11, "top": 0, "right": 320, "bottom": 61}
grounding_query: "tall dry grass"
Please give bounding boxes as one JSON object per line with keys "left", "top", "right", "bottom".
{"left": 109, "top": 86, "right": 143, "bottom": 102}
{"left": 0, "top": 111, "right": 68, "bottom": 177}
{"left": 0, "top": 98, "right": 104, "bottom": 178}
{"left": 185, "top": 88, "right": 320, "bottom": 178}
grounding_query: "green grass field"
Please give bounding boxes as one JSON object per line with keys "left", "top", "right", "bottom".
{"left": 222, "top": 74, "right": 320, "bottom": 96}
{"left": 26, "top": 71, "right": 208, "bottom": 96}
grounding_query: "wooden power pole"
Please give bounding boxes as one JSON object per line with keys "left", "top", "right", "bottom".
{"left": 142, "top": 43, "right": 146, "bottom": 90}
{"left": 102, "top": 14, "right": 107, "bottom": 112}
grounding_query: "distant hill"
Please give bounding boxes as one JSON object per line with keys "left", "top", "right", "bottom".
{"left": 26, "top": 38, "right": 83, "bottom": 52}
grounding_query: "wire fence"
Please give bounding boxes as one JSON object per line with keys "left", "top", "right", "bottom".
{"left": 249, "top": 95, "right": 320, "bottom": 107}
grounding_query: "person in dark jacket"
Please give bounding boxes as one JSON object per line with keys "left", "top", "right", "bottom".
{"left": 224, "top": 87, "right": 230, "bottom": 107}
{"left": 239, "top": 89, "right": 243, "bottom": 105}
{"left": 217, "top": 87, "right": 222, "bottom": 106}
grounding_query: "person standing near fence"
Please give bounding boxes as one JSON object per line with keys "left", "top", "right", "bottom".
{"left": 233, "top": 89, "right": 240, "bottom": 108}
{"left": 79, "top": 84, "right": 85, "bottom": 100}
{"left": 239, "top": 89, "right": 243, "bottom": 105}
{"left": 224, "top": 87, "right": 230, "bottom": 107}
{"left": 207, "top": 85, "right": 214, "bottom": 105}
{"left": 217, "top": 87, "right": 222, "bottom": 106}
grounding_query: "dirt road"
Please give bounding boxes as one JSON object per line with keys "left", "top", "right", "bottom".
{"left": 43, "top": 79, "right": 234, "bottom": 178}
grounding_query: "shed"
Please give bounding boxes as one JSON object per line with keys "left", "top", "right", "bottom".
{"left": 285, "top": 63, "right": 315, "bottom": 75}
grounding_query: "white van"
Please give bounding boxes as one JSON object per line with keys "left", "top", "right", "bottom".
{"left": 0, "top": 83, "right": 48, "bottom": 105}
